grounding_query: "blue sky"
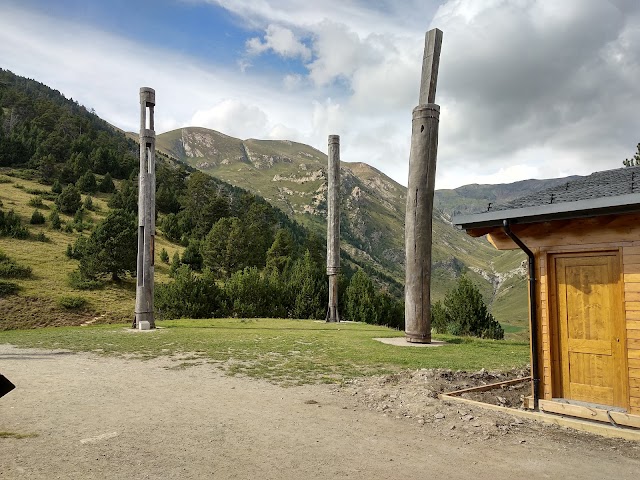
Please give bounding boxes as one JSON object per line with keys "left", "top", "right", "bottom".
{"left": 1, "top": 0, "right": 639, "bottom": 189}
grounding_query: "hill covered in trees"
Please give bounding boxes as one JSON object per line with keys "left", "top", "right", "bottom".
{"left": 0, "top": 69, "right": 402, "bottom": 330}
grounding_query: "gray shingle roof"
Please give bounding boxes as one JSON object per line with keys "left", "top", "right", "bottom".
{"left": 490, "top": 165, "right": 640, "bottom": 212}
{"left": 452, "top": 166, "right": 640, "bottom": 229}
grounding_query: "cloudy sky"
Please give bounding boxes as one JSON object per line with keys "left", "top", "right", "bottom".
{"left": 1, "top": 0, "right": 639, "bottom": 189}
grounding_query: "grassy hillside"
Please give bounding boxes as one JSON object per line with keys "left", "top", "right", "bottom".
{"left": 0, "top": 171, "right": 184, "bottom": 329}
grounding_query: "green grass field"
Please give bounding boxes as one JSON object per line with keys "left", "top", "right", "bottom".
{"left": 0, "top": 318, "right": 530, "bottom": 385}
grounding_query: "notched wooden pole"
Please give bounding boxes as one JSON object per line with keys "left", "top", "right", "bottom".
{"left": 135, "top": 87, "right": 156, "bottom": 330}
{"left": 405, "top": 28, "right": 443, "bottom": 343}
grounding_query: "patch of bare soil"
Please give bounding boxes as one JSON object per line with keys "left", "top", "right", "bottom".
{"left": 336, "top": 368, "right": 640, "bottom": 455}
{"left": 2, "top": 345, "right": 640, "bottom": 480}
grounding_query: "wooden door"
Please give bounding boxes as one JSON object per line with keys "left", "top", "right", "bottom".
{"left": 554, "top": 253, "right": 627, "bottom": 408}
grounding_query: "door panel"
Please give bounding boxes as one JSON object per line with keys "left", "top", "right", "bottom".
{"left": 554, "top": 253, "right": 627, "bottom": 408}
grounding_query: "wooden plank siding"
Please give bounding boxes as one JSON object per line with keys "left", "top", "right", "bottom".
{"left": 485, "top": 214, "right": 640, "bottom": 415}
{"left": 623, "top": 245, "right": 640, "bottom": 415}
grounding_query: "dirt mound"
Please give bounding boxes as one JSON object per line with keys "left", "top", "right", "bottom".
{"left": 336, "top": 368, "right": 640, "bottom": 453}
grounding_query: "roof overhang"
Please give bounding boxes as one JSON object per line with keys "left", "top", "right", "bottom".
{"left": 452, "top": 193, "right": 640, "bottom": 232}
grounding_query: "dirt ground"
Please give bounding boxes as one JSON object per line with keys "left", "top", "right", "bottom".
{"left": 1, "top": 344, "right": 639, "bottom": 479}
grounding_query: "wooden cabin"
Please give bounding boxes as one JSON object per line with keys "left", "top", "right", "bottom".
{"left": 453, "top": 166, "right": 640, "bottom": 429}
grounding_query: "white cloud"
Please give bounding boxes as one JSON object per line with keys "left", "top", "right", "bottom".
{"left": 191, "top": 100, "right": 270, "bottom": 139}
{"left": 247, "top": 24, "right": 311, "bottom": 60}
{"left": 209, "top": 0, "right": 640, "bottom": 187}
{"left": 3, "top": 1, "right": 640, "bottom": 191}
{"left": 0, "top": 5, "right": 312, "bottom": 138}
{"left": 305, "top": 20, "right": 379, "bottom": 86}
{"left": 283, "top": 73, "right": 303, "bottom": 90}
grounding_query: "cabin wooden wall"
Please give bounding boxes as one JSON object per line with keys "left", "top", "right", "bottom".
{"left": 623, "top": 245, "right": 640, "bottom": 413}
{"left": 486, "top": 212, "right": 640, "bottom": 414}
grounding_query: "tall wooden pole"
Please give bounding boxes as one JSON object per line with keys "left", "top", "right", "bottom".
{"left": 135, "top": 87, "right": 156, "bottom": 329}
{"left": 326, "top": 135, "right": 341, "bottom": 323}
{"left": 404, "top": 29, "right": 443, "bottom": 343}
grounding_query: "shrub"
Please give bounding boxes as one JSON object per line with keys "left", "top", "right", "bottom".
{"left": 170, "top": 252, "right": 181, "bottom": 276}
{"left": 160, "top": 248, "right": 170, "bottom": 264}
{"left": 28, "top": 196, "right": 45, "bottom": 208}
{"left": 0, "top": 251, "right": 32, "bottom": 279}
{"left": 51, "top": 179, "right": 63, "bottom": 194}
{"left": 33, "top": 232, "right": 49, "bottom": 242}
{"left": 155, "top": 266, "right": 224, "bottom": 319}
{"left": 224, "top": 267, "right": 272, "bottom": 318}
{"left": 56, "top": 185, "right": 82, "bottom": 214}
{"left": 67, "top": 236, "right": 89, "bottom": 259}
{"left": 57, "top": 295, "right": 88, "bottom": 309}
{"left": 26, "top": 188, "right": 57, "bottom": 201}
{"left": 67, "top": 270, "right": 103, "bottom": 290}
{"left": 83, "top": 196, "right": 94, "bottom": 211}
{"left": 0, "top": 209, "right": 29, "bottom": 239}
{"left": 30, "top": 210, "right": 45, "bottom": 225}
{"left": 73, "top": 207, "right": 85, "bottom": 223}
{"left": 49, "top": 210, "right": 61, "bottom": 230}
{"left": 431, "top": 275, "right": 504, "bottom": 340}
{"left": 0, "top": 281, "right": 20, "bottom": 296}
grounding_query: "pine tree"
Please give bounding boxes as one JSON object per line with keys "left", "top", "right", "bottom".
{"left": 49, "top": 210, "right": 61, "bottom": 230}
{"left": 432, "top": 276, "right": 504, "bottom": 339}
{"left": 265, "top": 228, "right": 294, "bottom": 274}
{"left": 98, "top": 172, "right": 115, "bottom": 193}
{"left": 344, "top": 269, "right": 378, "bottom": 324}
{"left": 78, "top": 209, "right": 137, "bottom": 281}
{"left": 623, "top": 143, "right": 640, "bottom": 167}
{"left": 56, "top": 185, "right": 82, "bottom": 213}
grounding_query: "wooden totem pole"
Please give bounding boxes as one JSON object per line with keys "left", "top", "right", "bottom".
{"left": 326, "top": 134, "right": 341, "bottom": 322}
{"left": 404, "top": 29, "right": 443, "bottom": 343}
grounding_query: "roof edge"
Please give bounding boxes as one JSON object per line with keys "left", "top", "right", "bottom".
{"left": 452, "top": 193, "right": 640, "bottom": 230}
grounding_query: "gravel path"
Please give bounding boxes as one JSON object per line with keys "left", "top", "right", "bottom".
{"left": 1, "top": 344, "right": 639, "bottom": 479}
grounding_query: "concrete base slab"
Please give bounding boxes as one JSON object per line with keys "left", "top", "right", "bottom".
{"left": 125, "top": 327, "right": 162, "bottom": 334}
{"left": 138, "top": 321, "right": 151, "bottom": 331}
{"left": 374, "top": 337, "right": 446, "bottom": 347}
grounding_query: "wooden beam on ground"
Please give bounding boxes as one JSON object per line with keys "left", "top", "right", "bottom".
{"left": 443, "top": 377, "right": 531, "bottom": 397}
{"left": 538, "top": 399, "right": 612, "bottom": 423}
{"left": 440, "top": 394, "right": 640, "bottom": 441}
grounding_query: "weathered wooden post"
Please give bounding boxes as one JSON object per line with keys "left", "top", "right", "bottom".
{"left": 404, "top": 29, "right": 443, "bottom": 343}
{"left": 134, "top": 87, "right": 156, "bottom": 330}
{"left": 326, "top": 134, "right": 341, "bottom": 323}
